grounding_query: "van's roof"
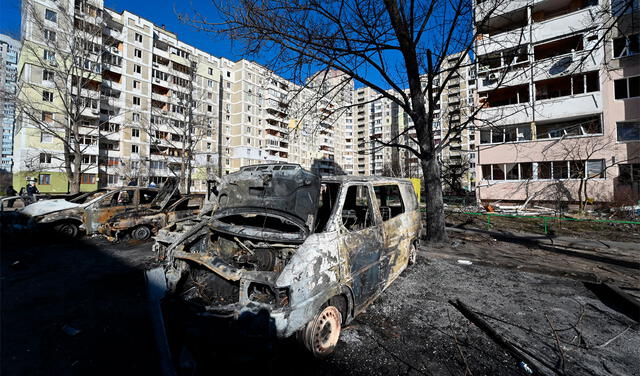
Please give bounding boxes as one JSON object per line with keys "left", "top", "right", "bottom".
{"left": 320, "top": 175, "right": 413, "bottom": 184}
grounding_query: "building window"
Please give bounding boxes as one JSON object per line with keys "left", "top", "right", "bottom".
{"left": 45, "top": 9, "right": 57, "bottom": 23}
{"left": 43, "top": 50, "right": 55, "bottom": 62}
{"left": 133, "top": 96, "right": 141, "bottom": 106}
{"left": 132, "top": 112, "right": 140, "bottom": 122}
{"left": 42, "top": 69, "right": 54, "bottom": 82}
{"left": 131, "top": 145, "right": 139, "bottom": 154}
{"left": 613, "top": 33, "right": 639, "bottom": 58}
{"left": 132, "top": 128, "right": 140, "bottom": 138}
{"left": 134, "top": 48, "right": 142, "bottom": 58}
{"left": 41, "top": 111, "right": 53, "bottom": 123}
{"left": 208, "top": 67, "right": 213, "bottom": 75}
{"left": 39, "top": 153, "right": 52, "bottom": 163}
{"left": 617, "top": 121, "right": 640, "bottom": 141}
{"left": 39, "top": 174, "right": 51, "bottom": 185}
{"left": 135, "top": 33, "right": 143, "bottom": 43}
{"left": 133, "top": 80, "right": 140, "bottom": 89}
{"left": 44, "top": 29, "right": 56, "bottom": 42}
{"left": 81, "top": 174, "right": 96, "bottom": 184}
{"left": 614, "top": 76, "right": 640, "bottom": 99}
{"left": 40, "top": 131, "right": 53, "bottom": 143}
{"left": 619, "top": 163, "right": 640, "bottom": 184}
{"left": 134, "top": 64, "right": 141, "bottom": 74}
{"left": 43, "top": 91, "right": 54, "bottom": 102}
{"left": 586, "top": 160, "right": 605, "bottom": 178}
{"left": 107, "top": 174, "right": 118, "bottom": 185}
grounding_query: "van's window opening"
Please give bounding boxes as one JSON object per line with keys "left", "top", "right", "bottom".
{"left": 374, "top": 184, "right": 405, "bottom": 221}
{"left": 341, "top": 185, "right": 374, "bottom": 231}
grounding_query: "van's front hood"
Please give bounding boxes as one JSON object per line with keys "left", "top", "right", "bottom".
{"left": 215, "top": 167, "right": 321, "bottom": 230}
{"left": 20, "top": 199, "right": 82, "bottom": 217}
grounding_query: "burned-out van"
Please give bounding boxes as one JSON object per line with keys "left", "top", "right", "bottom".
{"left": 150, "top": 164, "right": 421, "bottom": 357}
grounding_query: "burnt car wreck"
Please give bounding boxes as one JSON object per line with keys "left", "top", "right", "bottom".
{"left": 150, "top": 164, "right": 421, "bottom": 358}
{"left": 98, "top": 179, "right": 200, "bottom": 241}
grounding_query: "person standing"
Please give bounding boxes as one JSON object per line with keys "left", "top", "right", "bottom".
{"left": 26, "top": 179, "right": 40, "bottom": 204}
{"left": 5, "top": 185, "right": 17, "bottom": 208}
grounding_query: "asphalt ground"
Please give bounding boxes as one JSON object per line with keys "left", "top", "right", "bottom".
{"left": 1, "top": 230, "right": 638, "bottom": 375}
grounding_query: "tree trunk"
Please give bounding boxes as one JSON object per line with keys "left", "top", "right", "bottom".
{"left": 421, "top": 154, "right": 448, "bottom": 243}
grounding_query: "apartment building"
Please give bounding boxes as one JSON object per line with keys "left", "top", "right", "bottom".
{"left": 0, "top": 34, "right": 20, "bottom": 173}
{"left": 474, "top": 0, "right": 640, "bottom": 205}
{"left": 349, "top": 52, "right": 477, "bottom": 194}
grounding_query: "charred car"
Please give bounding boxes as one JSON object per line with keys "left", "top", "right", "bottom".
{"left": 150, "top": 164, "right": 420, "bottom": 357}
{"left": 98, "top": 180, "right": 200, "bottom": 241}
{"left": 19, "top": 183, "right": 174, "bottom": 238}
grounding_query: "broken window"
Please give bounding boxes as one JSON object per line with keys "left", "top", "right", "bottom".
{"left": 315, "top": 183, "right": 340, "bottom": 232}
{"left": 492, "top": 164, "right": 505, "bottom": 180}
{"left": 552, "top": 161, "right": 569, "bottom": 179}
{"left": 538, "top": 162, "right": 552, "bottom": 179}
{"left": 481, "top": 165, "right": 492, "bottom": 180}
{"left": 570, "top": 160, "right": 586, "bottom": 178}
{"left": 536, "top": 116, "right": 602, "bottom": 139}
{"left": 341, "top": 185, "right": 374, "bottom": 231}
{"left": 374, "top": 185, "right": 405, "bottom": 221}
{"left": 505, "top": 164, "right": 519, "bottom": 180}
{"left": 520, "top": 163, "right": 533, "bottom": 179}
{"left": 139, "top": 189, "right": 158, "bottom": 204}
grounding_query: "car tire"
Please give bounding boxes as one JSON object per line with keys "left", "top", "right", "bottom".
{"left": 131, "top": 225, "right": 152, "bottom": 241}
{"left": 300, "top": 305, "right": 342, "bottom": 358}
{"left": 55, "top": 222, "right": 79, "bottom": 238}
{"left": 408, "top": 242, "right": 417, "bottom": 266}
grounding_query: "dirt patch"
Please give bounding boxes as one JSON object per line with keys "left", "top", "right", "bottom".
{"left": 446, "top": 211, "right": 640, "bottom": 243}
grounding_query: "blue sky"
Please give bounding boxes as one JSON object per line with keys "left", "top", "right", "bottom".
{"left": 0, "top": 0, "right": 254, "bottom": 65}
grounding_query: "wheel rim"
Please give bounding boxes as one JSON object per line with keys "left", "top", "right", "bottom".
{"left": 60, "top": 224, "right": 76, "bottom": 236}
{"left": 311, "top": 306, "right": 341, "bottom": 356}
{"left": 133, "top": 227, "right": 150, "bottom": 240}
{"left": 409, "top": 243, "right": 417, "bottom": 265}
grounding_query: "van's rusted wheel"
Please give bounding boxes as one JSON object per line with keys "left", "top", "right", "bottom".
{"left": 131, "top": 225, "right": 152, "bottom": 241}
{"left": 55, "top": 222, "right": 79, "bottom": 238}
{"left": 408, "top": 242, "right": 417, "bottom": 266}
{"left": 301, "top": 305, "right": 342, "bottom": 358}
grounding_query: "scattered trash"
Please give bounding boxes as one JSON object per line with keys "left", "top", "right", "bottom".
{"left": 62, "top": 325, "right": 81, "bottom": 337}
{"left": 518, "top": 361, "right": 533, "bottom": 374}
{"left": 451, "top": 241, "right": 461, "bottom": 248}
{"left": 457, "top": 260, "right": 473, "bottom": 265}
{"left": 10, "top": 260, "right": 24, "bottom": 269}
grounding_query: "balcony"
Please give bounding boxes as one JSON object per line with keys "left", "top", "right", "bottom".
{"left": 102, "top": 62, "right": 122, "bottom": 74}
{"left": 531, "top": 7, "right": 595, "bottom": 43}
{"left": 536, "top": 92, "right": 602, "bottom": 122}
{"left": 532, "top": 49, "right": 603, "bottom": 82}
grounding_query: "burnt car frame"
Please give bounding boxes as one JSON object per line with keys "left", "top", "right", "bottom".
{"left": 98, "top": 180, "right": 200, "bottom": 241}
{"left": 19, "top": 184, "right": 173, "bottom": 237}
{"left": 151, "top": 165, "right": 420, "bottom": 357}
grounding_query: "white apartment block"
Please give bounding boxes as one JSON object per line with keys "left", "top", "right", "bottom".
{"left": 474, "top": 0, "right": 640, "bottom": 205}
{"left": 0, "top": 34, "right": 20, "bottom": 173}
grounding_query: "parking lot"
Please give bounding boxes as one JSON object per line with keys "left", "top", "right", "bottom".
{"left": 2, "top": 226, "right": 638, "bottom": 376}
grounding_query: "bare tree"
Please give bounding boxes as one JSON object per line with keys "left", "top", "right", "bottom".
{"left": 11, "top": 0, "right": 121, "bottom": 193}
{"left": 179, "top": 0, "right": 513, "bottom": 242}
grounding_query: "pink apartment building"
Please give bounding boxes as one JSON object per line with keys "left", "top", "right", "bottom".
{"left": 474, "top": 0, "right": 639, "bottom": 206}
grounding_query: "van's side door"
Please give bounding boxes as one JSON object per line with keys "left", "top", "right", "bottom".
{"left": 337, "top": 183, "right": 384, "bottom": 311}
{"left": 374, "top": 184, "right": 409, "bottom": 287}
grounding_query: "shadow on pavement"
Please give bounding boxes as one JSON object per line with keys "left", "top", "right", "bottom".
{"left": 1, "top": 225, "right": 160, "bottom": 376}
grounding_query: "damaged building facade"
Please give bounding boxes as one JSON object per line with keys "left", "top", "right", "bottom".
{"left": 474, "top": 0, "right": 640, "bottom": 205}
